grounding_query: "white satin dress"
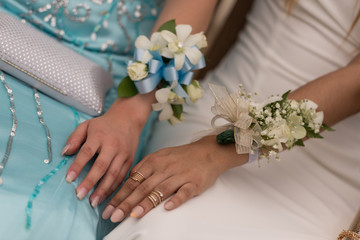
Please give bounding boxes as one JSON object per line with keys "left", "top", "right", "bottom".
{"left": 105, "top": 0, "right": 360, "bottom": 239}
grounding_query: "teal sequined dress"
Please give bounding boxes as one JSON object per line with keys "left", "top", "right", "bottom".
{"left": 0, "top": 1, "right": 162, "bottom": 239}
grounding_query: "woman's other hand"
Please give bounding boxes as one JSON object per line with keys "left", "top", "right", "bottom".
{"left": 102, "top": 135, "right": 247, "bottom": 222}
{"left": 63, "top": 93, "right": 154, "bottom": 208}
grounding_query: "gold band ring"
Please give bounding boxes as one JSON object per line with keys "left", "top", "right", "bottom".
{"left": 147, "top": 193, "right": 158, "bottom": 208}
{"left": 129, "top": 171, "right": 146, "bottom": 184}
{"left": 151, "top": 190, "right": 164, "bottom": 202}
{"left": 147, "top": 190, "right": 164, "bottom": 208}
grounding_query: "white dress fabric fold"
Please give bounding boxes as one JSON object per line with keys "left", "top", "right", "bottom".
{"left": 105, "top": 0, "right": 360, "bottom": 239}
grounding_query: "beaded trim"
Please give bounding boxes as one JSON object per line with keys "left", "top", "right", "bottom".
{"left": 33, "top": 89, "right": 52, "bottom": 164}
{"left": 0, "top": 71, "right": 17, "bottom": 185}
{"left": 26, "top": 156, "right": 72, "bottom": 229}
{"left": 25, "top": 108, "right": 80, "bottom": 229}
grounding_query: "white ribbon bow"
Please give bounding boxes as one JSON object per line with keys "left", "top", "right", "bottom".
{"left": 208, "top": 84, "right": 262, "bottom": 154}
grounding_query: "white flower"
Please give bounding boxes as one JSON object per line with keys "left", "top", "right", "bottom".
{"left": 186, "top": 80, "right": 203, "bottom": 103}
{"left": 268, "top": 121, "right": 291, "bottom": 143}
{"left": 161, "top": 25, "right": 203, "bottom": 70}
{"left": 127, "top": 62, "right": 148, "bottom": 81}
{"left": 152, "top": 88, "right": 184, "bottom": 121}
{"left": 168, "top": 91, "right": 185, "bottom": 104}
{"left": 169, "top": 114, "right": 184, "bottom": 125}
{"left": 290, "top": 100, "right": 299, "bottom": 110}
{"left": 256, "top": 95, "right": 283, "bottom": 110}
{"left": 287, "top": 115, "right": 307, "bottom": 139}
{"left": 135, "top": 32, "right": 167, "bottom": 63}
{"left": 196, "top": 32, "right": 208, "bottom": 49}
{"left": 300, "top": 99, "right": 323, "bottom": 132}
{"left": 152, "top": 88, "right": 173, "bottom": 121}
{"left": 312, "top": 111, "right": 324, "bottom": 133}
{"left": 300, "top": 99, "right": 318, "bottom": 111}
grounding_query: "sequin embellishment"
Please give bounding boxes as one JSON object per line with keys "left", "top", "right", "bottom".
{"left": 0, "top": 71, "right": 17, "bottom": 185}
{"left": 33, "top": 89, "right": 52, "bottom": 164}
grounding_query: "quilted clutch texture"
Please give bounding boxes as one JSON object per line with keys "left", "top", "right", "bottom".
{"left": 0, "top": 11, "right": 114, "bottom": 116}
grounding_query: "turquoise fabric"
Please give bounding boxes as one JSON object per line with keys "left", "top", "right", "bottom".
{"left": 0, "top": 1, "right": 162, "bottom": 239}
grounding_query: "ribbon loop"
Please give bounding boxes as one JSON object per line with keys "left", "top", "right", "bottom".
{"left": 209, "top": 83, "right": 262, "bottom": 154}
{"left": 133, "top": 72, "right": 162, "bottom": 94}
{"left": 130, "top": 48, "right": 206, "bottom": 97}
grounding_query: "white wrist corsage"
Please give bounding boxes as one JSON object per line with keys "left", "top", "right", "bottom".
{"left": 118, "top": 20, "right": 206, "bottom": 125}
{"left": 209, "top": 83, "right": 333, "bottom": 162}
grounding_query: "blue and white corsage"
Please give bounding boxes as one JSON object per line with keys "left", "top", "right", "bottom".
{"left": 118, "top": 20, "right": 207, "bottom": 125}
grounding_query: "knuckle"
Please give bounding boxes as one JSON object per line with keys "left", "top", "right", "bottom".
{"left": 107, "top": 168, "right": 121, "bottom": 180}
{"left": 147, "top": 155, "right": 163, "bottom": 167}
{"left": 157, "top": 184, "right": 170, "bottom": 194}
{"left": 81, "top": 145, "right": 95, "bottom": 157}
{"left": 93, "top": 158, "right": 109, "bottom": 173}
{"left": 108, "top": 138, "right": 120, "bottom": 148}
{"left": 94, "top": 130, "right": 106, "bottom": 139}
{"left": 192, "top": 182, "right": 202, "bottom": 194}
{"left": 180, "top": 186, "right": 193, "bottom": 199}
{"left": 121, "top": 148, "right": 130, "bottom": 157}
{"left": 193, "top": 174, "right": 205, "bottom": 187}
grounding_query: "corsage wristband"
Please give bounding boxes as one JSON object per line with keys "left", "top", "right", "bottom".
{"left": 208, "top": 83, "right": 334, "bottom": 162}
{"left": 117, "top": 20, "right": 207, "bottom": 125}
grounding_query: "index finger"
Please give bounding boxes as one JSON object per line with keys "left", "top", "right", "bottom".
{"left": 65, "top": 139, "right": 100, "bottom": 184}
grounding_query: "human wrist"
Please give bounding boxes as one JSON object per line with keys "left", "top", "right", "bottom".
{"left": 106, "top": 92, "right": 155, "bottom": 128}
{"left": 197, "top": 136, "right": 248, "bottom": 172}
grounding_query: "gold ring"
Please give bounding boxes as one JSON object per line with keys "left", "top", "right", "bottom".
{"left": 151, "top": 190, "right": 164, "bottom": 202}
{"left": 129, "top": 171, "right": 146, "bottom": 184}
{"left": 147, "top": 193, "right": 158, "bottom": 208}
{"left": 147, "top": 190, "right": 164, "bottom": 208}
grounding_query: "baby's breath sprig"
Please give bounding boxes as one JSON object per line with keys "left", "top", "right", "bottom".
{"left": 211, "top": 83, "right": 333, "bottom": 162}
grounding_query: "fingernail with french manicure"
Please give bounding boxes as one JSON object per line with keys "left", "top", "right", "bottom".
{"left": 164, "top": 201, "right": 175, "bottom": 210}
{"left": 130, "top": 206, "right": 144, "bottom": 218}
{"left": 66, "top": 171, "right": 76, "bottom": 183}
{"left": 61, "top": 144, "right": 70, "bottom": 156}
{"left": 102, "top": 205, "right": 115, "bottom": 219}
{"left": 91, "top": 196, "right": 100, "bottom": 208}
{"left": 110, "top": 209, "right": 124, "bottom": 223}
{"left": 76, "top": 187, "right": 87, "bottom": 200}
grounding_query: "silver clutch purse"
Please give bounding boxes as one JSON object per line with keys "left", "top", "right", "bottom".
{"left": 0, "top": 12, "right": 114, "bottom": 116}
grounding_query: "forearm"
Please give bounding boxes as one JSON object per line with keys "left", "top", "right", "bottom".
{"left": 201, "top": 53, "right": 360, "bottom": 171}
{"left": 289, "top": 54, "right": 360, "bottom": 126}
{"left": 154, "top": 0, "right": 218, "bottom": 33}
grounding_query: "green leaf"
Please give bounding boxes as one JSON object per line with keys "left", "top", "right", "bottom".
{"left": 158, "top": 19, "right": 176, "bottom": 34}
{"left": 281, "top": 90, "right": 291, "bottom": 101}
{"left": 171, "top": 104, "right": 183, "bottom": 119}
{"left": 294, "top": 139, "right": 305, "bottom": 147}
{"left": 321, "top": 123, "right": 335, "bottom": 131}
{"left": 117, "top": 76, "right": 138, "bottom": 98}
{"left": 307, "top": 131, "right": 324, "bottom": 139}
{"left": 217, "top": 130, "right": 235, "bottom": 145}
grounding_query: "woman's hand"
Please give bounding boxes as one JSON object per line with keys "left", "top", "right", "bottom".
{"left": 63, "top": 93, "right": 154, "bottom": 208}
{"left": 102, "top": 136, "right": 247, "bottom": 222}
